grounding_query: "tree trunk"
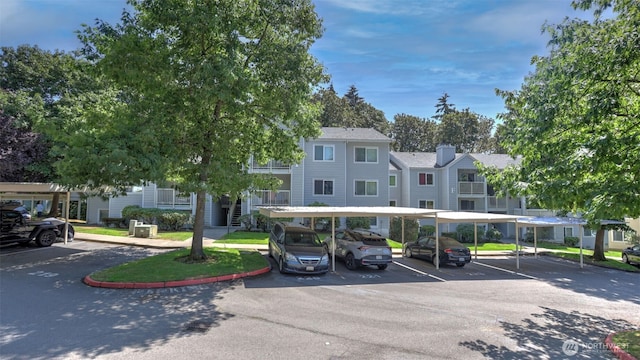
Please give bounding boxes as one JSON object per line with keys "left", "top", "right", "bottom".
{"left": 593, "top": 227, "right": 606, "bottom": 261}
{"left": 189, "top": 190, "right": 207, "bottom": 260}
{"left": 47, "top": 193, "right": 61, "bottom": 217}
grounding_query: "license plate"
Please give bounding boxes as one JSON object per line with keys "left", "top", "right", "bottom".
{"left": 306, "top": 266, "right": 315, "bottom": 271}
{"left": 376, "top": 255, "right": 382, "bottom": 259}
{"left": 459, "top": 257, "right": 465, "bottom": 262}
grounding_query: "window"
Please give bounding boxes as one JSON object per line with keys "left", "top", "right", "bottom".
{"left": 389, "top": 200, "right": 397, "bottom": 207}
{"left": 369, "top": 217, "right": 378, "bottom": 227}
{"left": 314, "top": 145, "right": 334, "bottom": 161}
{"left": 355, "top": 147, "right": 378, "bottom": 163}
{"left": 564, "top": 227, "right": 574, "bottom": 237}
{"left": 418, "top": 172, "right": 434, "bottom": 186}
{"left": 460, "top": 200, "right": 475, "bottom": 210}
{"left": 125, "top": 186, "right": 143, "bottom": 193}
{"left": 389, "top": 175, "right": 396, "bottom": 187}
{"left": 583, "top": 228, "right": 594, "bottom": 237}
{"left": 313, "top": 179, "right": 334, "bottom": 195}
{"left": 419, "top": 200, "right": 435, "bottom": 209}
{"left": 355, "top": 180, "right": 377, "bottom": 196}
{"left": 613, "top": 231, "right": 624, "bottom": 241}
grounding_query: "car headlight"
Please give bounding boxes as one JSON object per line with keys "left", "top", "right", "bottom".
{"left": 320, "top": 255, "right": 329, "bottom": 264}
{"left": 284, "top": 252, "right": 298, "bottom": 262}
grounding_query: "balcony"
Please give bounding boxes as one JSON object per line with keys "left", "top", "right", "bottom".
{"left": 251, "top": 160, "right": 291, "bottom": 172}
{"left": 487, "top": 196, "right": 507, "bottom": 210}
{"left": 157, "top": 189, "right": 192, "bottom": 208}
{"left": 251, "top": 190, "right": 290, "bottom": 206}
{"left": 458, "top": 181, "right": 486, "bottom": 195}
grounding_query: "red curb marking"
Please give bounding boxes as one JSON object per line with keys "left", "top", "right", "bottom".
{"left": 605, "top": 333, "right": 638, "bottom": 360}
{"left": 83, "top": 265, "right": 272, "bottom": 289}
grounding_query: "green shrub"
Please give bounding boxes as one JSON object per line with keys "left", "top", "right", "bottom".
{"left": 456, "top": 223, "right": 475, "bottom": 243}
{"left": 389, "top": 217, "right": 419, "bottom": 243}
{"left": 237, "top": 213, "right": 253, "bottom": 231}
{"left": 419, "top": 225, "right": 436, "bottom": 237}
{"left": 564, "top": 236, "right": 579, "bottom": 247}
{"left": 346, "top": 217, "right": 371, "bottom": 230}
{"left": 485, "top": 227, "right": 503, "bottom": 242}
{"left": 121, "top": 205, "right": 191, "bottom": 230}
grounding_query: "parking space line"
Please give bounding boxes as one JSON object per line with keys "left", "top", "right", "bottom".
{"left": 473, "top": 261, "right": 538, "bottom": 280}
{"left": 393, "top": 261, "right": 447, "bottom": 282}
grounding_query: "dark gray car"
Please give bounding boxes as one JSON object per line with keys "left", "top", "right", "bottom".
{"left": 268, "top": 222, "right": 329, "bottom": 274}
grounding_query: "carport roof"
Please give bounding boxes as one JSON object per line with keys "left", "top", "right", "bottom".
{"left": 0, "top": 182, "right": 73, "bottom": 193}
{"left": 258, "top": 206, "right": 445, "bottom": 218}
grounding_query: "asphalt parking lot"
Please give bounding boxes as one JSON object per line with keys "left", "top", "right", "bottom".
{"left": 1, "top": 241, "right": 638, "bottom": 360}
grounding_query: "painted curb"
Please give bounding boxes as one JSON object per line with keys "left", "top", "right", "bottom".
{"left": 605, "top": 332, "right": 638, "bottom": 360}
{"left": 83, "top": 265, "right": 272, "bottom": 289}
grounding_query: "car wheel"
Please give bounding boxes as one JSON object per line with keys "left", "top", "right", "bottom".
{"left": 35, "top": 229, "right": 56, "bottom": 247}
{"left": 377, "top": 264, "right": 388, "bottom": 270}
{"left": 404, "top": 247, "right": 412, "bottom": 258}
{"left": 278, "top": 257, "right": 286, "bottom": 274}
{"left": 456, "top": 263, "right": 465, "bottom": 267}
{"left": 622, "top": 254, "right": 629, "bottom": 264}
{"left": 345, "top": 253, "right": 357, "bottom": 270}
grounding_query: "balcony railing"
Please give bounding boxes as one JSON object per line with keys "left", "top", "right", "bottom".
{"left": 251, "top": 190, "right": 290, "bottom": 206}
{"left": 458, "top": 181, "right": 486, "bottom": 195}
{"left": 487, "top": 196, "right": 507, "bottom": 209}
{"left": 157, "top": 189, "right": 192, "bottom": 207}
{"left": 251, "top": 160, "right": 291, "bottom": 171}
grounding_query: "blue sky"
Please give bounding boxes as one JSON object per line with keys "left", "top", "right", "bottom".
{"left": 1, "top": 0, "right": 589, "bottom": 121}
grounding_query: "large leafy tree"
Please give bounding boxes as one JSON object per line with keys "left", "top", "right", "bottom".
{"left": 482, "top": 0, "right": 640, "bottom": 260}
{"left": 55, "top": 0, "right": 326, "bottom": 260}
{"left": 391, "top": 113, "right": 437, "bottom": 152}
{"left": 1, "top": 45, "right": 98, "bottom": 215}
{"left": 314, "top": 84, "right": 390, "bottom": 135}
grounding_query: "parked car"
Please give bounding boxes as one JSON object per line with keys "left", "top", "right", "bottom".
{"left": 403, "top": 236, "right": 471, "bottom": 267}
{"left": 43, "top": 217, "right": 75, "bottom": 242}
{"left": 268, "top": 222, "right": 329, "bottom": 274}
{"left": 323, "top": 229, "right": 392, "bottom": 270}
{"left": 0, "top": 209, "right": 60, "bottom": 247}
{"left": 1, "top": 202, "right": 32, "bottom": 221}
{"left": 13, "top": 206, "right": 32, "bottom": 221}
{"left": 622, "top": 244, "right": 640, "bottom": 266}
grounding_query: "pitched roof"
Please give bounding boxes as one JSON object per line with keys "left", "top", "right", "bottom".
{"left": 390, "top": 151, "right": 520, "bottom": 169}
{"left": 390, "top": 152, "right": 439, "bottom": 168}
{"left": 318, "top": 127, "right": 391, "bottom": 142}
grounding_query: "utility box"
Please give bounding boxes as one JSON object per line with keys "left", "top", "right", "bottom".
{"left": 134, "top": 224, "right": 158, "bottom": 238}
{"left": 129, "top": 220, "right": 139, "bottom": 236}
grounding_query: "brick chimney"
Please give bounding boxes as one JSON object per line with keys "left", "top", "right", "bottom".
{"left": 436, "top": 144, "right": 456, "bottom": 167}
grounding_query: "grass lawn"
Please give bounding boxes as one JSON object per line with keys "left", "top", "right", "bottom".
{"left": 75, "top": 224, "right": 192, "bottom": 241}
{"left": 89, "top": 248, "right": 269, "bottom": 282}
{"left": 546, "top": 252, "right": 639, "bottom": 272}
{"left": 214, "top": 231, "right": 269, "bottom": 244}
{"left": 612, "top": 330, "right": 640, "bottom": 359}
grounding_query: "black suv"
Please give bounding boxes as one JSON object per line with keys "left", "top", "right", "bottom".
{"left": 268, "top": 222, "right": 329, "bottom": 274}
{"left": 1, "top": 208, "right": 60, "bottom": 247}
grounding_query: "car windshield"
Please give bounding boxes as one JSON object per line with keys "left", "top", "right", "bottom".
{"left": 285, "top": 232, "right": 322, "bottom": 246}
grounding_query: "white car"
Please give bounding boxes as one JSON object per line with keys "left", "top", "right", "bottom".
{"left": 323, "top": 229, "right": 392, "bottom": 270}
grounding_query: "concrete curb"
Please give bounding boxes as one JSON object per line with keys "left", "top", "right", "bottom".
{"left": 605, "top": 332, "right": 638, "bottom": 360}
{"left": 82, "top": 265, "right": 272, "bottom": 289}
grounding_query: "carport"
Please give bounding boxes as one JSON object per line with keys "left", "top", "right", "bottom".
{"left": 430, "top": 212, "right": 528, "bottom": 269}
{"left": 258, "top": 206, "right": 446, "bottom": 272}
{"left": 514, "top": 217, "right": 626, "bottom": 269}
{"left": 0, "top": 182, "right": 75, "bottom": 244}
